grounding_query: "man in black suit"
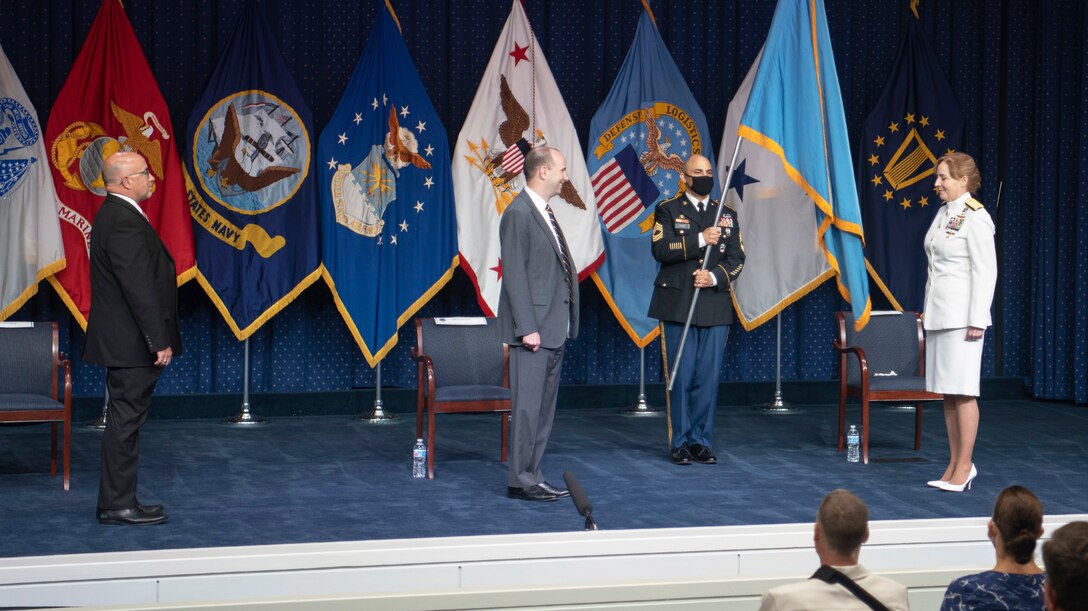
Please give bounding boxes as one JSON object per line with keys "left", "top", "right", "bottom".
{"left": 649, "top": 154, "right": 744, "bottom": 466}
{"left": 84, "top": 151, "right": 179, "bottom": 525}
{"left": 498, "top": 147, "right": 577, "bottom": 502}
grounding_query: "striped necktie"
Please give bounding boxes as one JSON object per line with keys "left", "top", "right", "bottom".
{"left": 544, "top": 204, "right": 575, "bottom": 324}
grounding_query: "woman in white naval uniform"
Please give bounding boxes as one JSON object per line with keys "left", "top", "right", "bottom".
{"left": 923, "top": 152, "right": 997, "bottom": 493}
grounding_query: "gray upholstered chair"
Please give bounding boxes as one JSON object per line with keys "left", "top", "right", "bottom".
{"left": 833, "top": 311, "right": 942, "bottom": 464}
{"left": 0, "top": 322, "right": 73, "bottom": 489}
{"left": 412, "top": 317, "right": 510, "bottom": 479}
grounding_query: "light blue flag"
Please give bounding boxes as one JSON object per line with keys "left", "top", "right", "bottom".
{"left": 736, "top": 0, "right": 871, "bottom": 328}
{"left": 587, "top": 7, "right": 717, "bottom": 346}
{"left": 318, "top": 1, "right": 457, "bottom": 366}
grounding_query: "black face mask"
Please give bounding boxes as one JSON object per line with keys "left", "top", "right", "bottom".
{"left": 687, "top": 175, "right": 714, "bottom": 197}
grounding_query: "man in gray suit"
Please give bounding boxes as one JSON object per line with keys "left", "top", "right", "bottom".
{"left": 498, "top": 147, "right": 578, "bottom": 502}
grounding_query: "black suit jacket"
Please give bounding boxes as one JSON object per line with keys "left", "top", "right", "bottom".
{"left": 647, "top": 192, "right": 745, "bottom": 326}
{"left": 497, "top": 190, "right": 579, "bottom": 349}
{"left": 83, "top": 194, "right": 180, "bottom": 367}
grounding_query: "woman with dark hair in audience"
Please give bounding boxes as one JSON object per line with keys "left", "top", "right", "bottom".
{"left": 940, "top": 485, "right": 1046, "bottom": 610}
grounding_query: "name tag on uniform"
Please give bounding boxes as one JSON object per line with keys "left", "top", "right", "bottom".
{"left": 674, "top": 215, "right": 691, "bottom": 233}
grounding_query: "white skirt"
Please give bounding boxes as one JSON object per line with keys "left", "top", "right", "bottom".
{"left": 925, "top": 328, "right": 984, "bottom": 397}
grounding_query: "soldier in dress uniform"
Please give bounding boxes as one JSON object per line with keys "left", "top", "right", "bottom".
{"left": 648, "top": 154, "right": 744, "bottom": 466}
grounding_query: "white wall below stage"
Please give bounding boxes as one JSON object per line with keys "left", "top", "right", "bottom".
{"left": 1, "top": 514, "right": 1081, "bottom": 610}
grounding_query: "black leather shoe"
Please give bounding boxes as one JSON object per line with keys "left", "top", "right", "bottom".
{"left": 689, "top": 443, "right": 718, "bottom": 464}
{"left": 136, "top": 500, "right": 165, "bottom": 516}
{"left": 671, "top": 445, "right": 693, "bottom": 465}
{"left": 538, "top": 481, "right": 570, "bottom": 497}
{"left": 507, "top": 485, "right": 561, "bottom": 501}
{"left": 97, "top": 507, "right": 168, "bottom": 525}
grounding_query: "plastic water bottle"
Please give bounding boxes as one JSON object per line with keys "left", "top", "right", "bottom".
{"left": 411, "top": 438, "right": 427, "bottom": 478}
{"left": 846, "top": 425, "right": 861, "bottom": 463}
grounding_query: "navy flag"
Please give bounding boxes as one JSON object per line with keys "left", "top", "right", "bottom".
{"left": 318, "top": 1, "right": 457, "bottom": 366}
{"left": 859, "top": 15, "right": 964, "bottom": 312}
{"left": 587, "top": 5, "right": 717, "bottom": 346}
{"left": 184, "top": 0, "right": 320, "bottom": 339}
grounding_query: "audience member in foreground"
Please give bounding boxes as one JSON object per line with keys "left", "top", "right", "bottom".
{"left": 1042, "top": 521, "right": 1088, "bottom": 611}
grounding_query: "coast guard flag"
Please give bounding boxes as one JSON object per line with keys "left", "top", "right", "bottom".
{"left": 318, "top": 1, "right": 457, "bottom": 366}
{"left": 43, "top": 0, "right": 195, "bottom": 329}
{"left": 453, "top": 0, "right": 604, "bottom": 316}
{"left": 184, "top": 0, "right": 321, "bottom": 340}
{"left": 0, "top": 44, "right": 66, "bottom": 320}
{"left": 859, "top": 16, "right": 964, "bottom": 313}
{"left": 719, "top": 0, "right": 870, "bottom": 330}
{"left": 588, "top": 6, "right": 717, "bottom": 346}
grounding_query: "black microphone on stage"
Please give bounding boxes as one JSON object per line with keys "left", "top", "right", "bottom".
{"left": 563, "top": 471, "right": 598, "bottom": 531}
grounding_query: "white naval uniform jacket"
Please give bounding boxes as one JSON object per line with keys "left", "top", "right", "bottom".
{"left": 922, "top": 192, "right": 997, "bottom": 331}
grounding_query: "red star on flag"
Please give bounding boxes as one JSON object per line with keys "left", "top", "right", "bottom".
{"left": 490, "top": 259, "right": 503, "bottom": 280}
{"left": 509, "top": 42, "right": 529, "bottom": 65}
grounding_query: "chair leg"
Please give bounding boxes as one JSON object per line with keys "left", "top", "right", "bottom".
{"left": 500, "top": 413, "right": 509, "bottom": 463}
{"left": 914, "top": 402, "right": 923, "bottom": 451}
{"left": 837, "top": 393, "right": 847, "bottom": 452}
{"left": 63, "top": 416, "right": 71, "bottom": 491}
{"left": 50, "top": 422, "right": 58, "bottom": 478}
{"left": 861, "top": 397, "right": 870, "bottom": 465}
{"left": 416, "top": 400, "right": 424, "bottom": 440}
{"left": 427, "top": 407, "right": 436, "bottom": 480}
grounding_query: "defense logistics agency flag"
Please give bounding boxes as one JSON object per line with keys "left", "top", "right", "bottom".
{"left": 453, "top": 0, "right": 604, "bottom": 316}
{"left": 184, "top": 0, "right": 321, "bottom": 340}
{"left": 318, "top": 1, "right": 457, "bottom": 366}
{"left": 860, "top": 16, "right": 964, "bottom": 313}
{"left": 588, "top": 5, "right": 717, "bottom": 346}
{"left": 720, "top": 0, "right": 870, "bottom": 330}
{"left": 43, "top": 0, "right": 195, "bottom": 328}
{"left": 0, "top": 44, "right": 66, "bottom": 320}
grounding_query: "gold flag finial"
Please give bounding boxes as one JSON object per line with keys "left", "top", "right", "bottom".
{"left": 641, "top": 0, "right": 658, "bottom": 29}
{"left": 910, "top": 0, "right": 920, "bottom": 19}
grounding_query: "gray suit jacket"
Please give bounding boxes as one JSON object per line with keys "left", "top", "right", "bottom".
{"left": 497, "top": 190, "right": 579, "bottom": 349}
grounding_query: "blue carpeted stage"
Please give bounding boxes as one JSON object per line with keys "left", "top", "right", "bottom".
{"left": 2, "top": 394, "right": 1085, "bottom": 559}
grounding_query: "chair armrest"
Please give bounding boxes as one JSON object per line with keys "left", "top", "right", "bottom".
{"left": 832, "top": 342, "right": 870, "bottom": 390}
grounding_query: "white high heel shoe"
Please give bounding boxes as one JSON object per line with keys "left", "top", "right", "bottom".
{"left": 938, "top": 464, "right": 977, "bottom": 492}
{"left": 926, "top": 479, "right": 947, "bottom": 488}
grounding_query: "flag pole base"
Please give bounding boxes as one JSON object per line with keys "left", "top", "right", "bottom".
{"left": 620, "top": 394, "right": 663, "bottom": 417}
{"left": 359, "top": 399, "right": 398, "bottom": 424}
{"left": 227, "top": 404, "right": 266, "bottom": 426}
{"left": 756, "top": 391, "right": 800, "bottom": 414}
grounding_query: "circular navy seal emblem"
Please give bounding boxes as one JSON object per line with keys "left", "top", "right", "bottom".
{"left": 193, "top": 91, "right": 310, "bottom": 214}
{"left": 0, "top": 97, "right": 42, "bottom": 199}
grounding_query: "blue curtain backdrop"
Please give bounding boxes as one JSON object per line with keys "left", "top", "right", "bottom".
{"left": 3, "top": 0, "right": 1086, "bottom": 404}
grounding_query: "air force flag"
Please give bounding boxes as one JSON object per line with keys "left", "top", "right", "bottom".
{"left": 318, "top": 1, "right": 458, "bottom": 366}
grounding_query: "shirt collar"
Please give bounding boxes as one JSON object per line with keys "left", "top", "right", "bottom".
{"left": 524, "top": 185, "right": 550, "bottom": 212}
{"left": 945, "top": 191, "right": 971, "bottom": 213}
{"left": 110, "top": 192, "right": 147, "bottom": 218}
{"left": 685, "top": 191, "right": 709, "bottom": 207}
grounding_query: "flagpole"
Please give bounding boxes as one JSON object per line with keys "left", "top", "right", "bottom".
{"left": 757, "top": 314, "right": 799, "bottom": 413}
{"left": 227, "top": 338, "right": 265, "bottom": 425}
{"left": 668, "top": 136, "right": 743, "bottom": 391}
{"left": 360, "top": 360, "right": 398, "bottom": 423}
{"left": 622, "top": 346, "right": 662, "bottom": 416}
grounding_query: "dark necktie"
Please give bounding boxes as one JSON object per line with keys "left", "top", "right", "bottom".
{"left": 544, "top": 204, "right": 575, "bottom": 324}
{"left": 697, "top": 201, "right": 705, "bottom": 214}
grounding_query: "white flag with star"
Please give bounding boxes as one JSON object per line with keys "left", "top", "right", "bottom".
{"left": 452, "top": 0, "right": 603, "bottom": 315}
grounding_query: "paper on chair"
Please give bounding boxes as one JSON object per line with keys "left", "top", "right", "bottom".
{"left": 434, "top": 317, "right": 488, "bottom": 326}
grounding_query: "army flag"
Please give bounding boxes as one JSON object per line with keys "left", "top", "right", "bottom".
{"left": 720, "top": 0, "right": 870, "bottom": 330}
{"left": 0, "top": 44, "right": 66, "bottom": 320}
{"left": 859, "top": 16, "right": 964, "bottom": 313}
{"left": 318, "top": 1, "right": 457, "bottom": 366}
{"left": 452, "top": 0, "right": 604, "bottom": 316}
{"left": 43, "top": 0, "right": 195, "bottom": 329}
{"left": 184, "top": 0, "right": 321, "bottom": 340}
{"left": 588, "top": 6, "right": 716, "bottom": 346}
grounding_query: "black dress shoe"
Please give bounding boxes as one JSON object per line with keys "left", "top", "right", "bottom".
{"left": 136, "top": 501, "right": 165, "bottom": 516}
{"left": 689, "top": 443, "right": 718, "bottom": 464}
{"left": 507, "top": 485, "right": 561, "bottom": 501}
{"left": 671, "top": 445, "right": 693, "bottom": 465}
{"left": 538, "top": 481, "right": 570, "bottom": 497}
{"left": 97, "top": 507, "right": 168, "bottom": 525}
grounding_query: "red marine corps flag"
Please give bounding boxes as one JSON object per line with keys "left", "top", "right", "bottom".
{"left": 44, "top": 0, "right": 195, "bottom": 328}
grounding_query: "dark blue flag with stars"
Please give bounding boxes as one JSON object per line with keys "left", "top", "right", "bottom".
{"left": 183, "top": 0, "right": 321, "bottom": 340}
{"left": 318, "top": 0, "right": 457, "bottom": 367}
{"left": 859, "top": 16, "right": 964, "bottom": 312}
